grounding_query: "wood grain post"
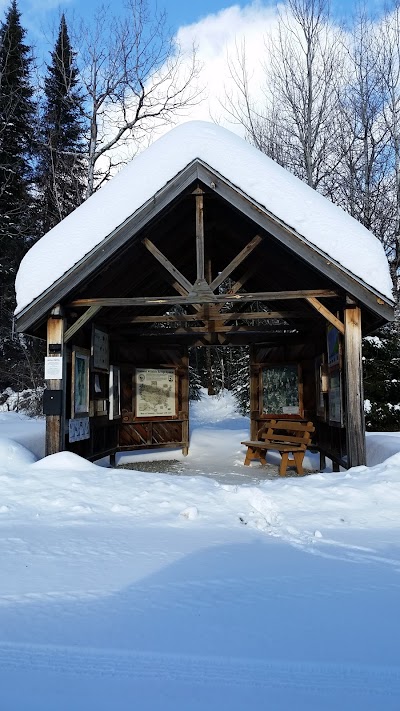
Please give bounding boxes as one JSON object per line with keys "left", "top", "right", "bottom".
{"left": 344, "top": 301, "right": 366, "bottom": 468}
{"left": 181, "top": 347, "right": 190, "bottom": 456}
{"left": 194, "top": 188, "right": 205, "bottom": 283}
{"left": 249, "top": 346, "right": 259, "bottom": 440}
{"left": 46, "top": 304, "right": 65, "bottom": 456}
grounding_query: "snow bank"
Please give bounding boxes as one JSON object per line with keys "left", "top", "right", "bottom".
{"left": 15, "top": 121, "right": 393, "bottom": 314}
{"left": 366, "top": 431, "right": 400, "bottom": 467}
{"left": 0, "top": 412, "right": 45, "bottom": 459}
{"left": 0, "top": 437, "right": 37, "bottom": 470}
{"left": 30, "top": 451, "right": 102, "bottom": 472}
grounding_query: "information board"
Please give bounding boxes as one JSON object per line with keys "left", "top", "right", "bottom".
{"left": 135, "top": 368, "right": 176, "bottom": 417}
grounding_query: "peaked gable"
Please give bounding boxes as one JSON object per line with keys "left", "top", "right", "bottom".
{"left": 15, "top": 121, "right": 393, "bottom": 323}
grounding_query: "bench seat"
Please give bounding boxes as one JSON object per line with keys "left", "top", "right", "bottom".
{"left": 241, "top": 420, "right": 315, "bottom": 476}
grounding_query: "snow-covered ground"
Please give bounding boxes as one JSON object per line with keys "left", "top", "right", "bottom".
{"left": 1, "top": 393, "right": 400, "bottom": 709}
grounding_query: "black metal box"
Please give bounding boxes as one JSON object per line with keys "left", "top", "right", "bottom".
{"left": 43, "top": 389, "right": 63, "bottom": 416}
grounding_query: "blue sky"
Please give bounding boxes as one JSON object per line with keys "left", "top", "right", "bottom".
{"left": 2, "top": 0, "right": 387, "bottom": 47}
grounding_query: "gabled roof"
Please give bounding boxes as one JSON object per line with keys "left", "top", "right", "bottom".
{"left": 15, "top": 121, "right": 394, "bottom": 327}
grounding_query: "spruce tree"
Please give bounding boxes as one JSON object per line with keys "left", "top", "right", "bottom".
{"left": 0, "top": 0, "right": 35, "bottom": 317}
{"left": 37, "top": 14, "right": 85, "bottom": 233}
{"left": 0, "top": 0, "right": 37, "bottom": 392}
{"left": 363, "top": 326, "right": 400, "bottom": 431}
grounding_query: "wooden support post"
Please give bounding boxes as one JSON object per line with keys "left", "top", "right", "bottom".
{"left": 194, "top": 188, "right": 205, "bottom": 283}
{"left": 249, "top": 346, "right": 259, "bottom": 440}
{"left": 344, "top": 301, "right": 366, "bottom": 468}
{"left": 181, "top": 348, "right": 190, "bottom": 456}
{"left": 46, "top": 305, "right": 65, "bottom": 456}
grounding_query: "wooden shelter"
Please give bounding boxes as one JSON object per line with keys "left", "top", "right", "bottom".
{"left": 15, "top": 122, "right": 394, "bottom": 470}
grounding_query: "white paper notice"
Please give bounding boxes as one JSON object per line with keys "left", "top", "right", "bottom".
{"left": 45, "top": 356, "right": 63, "bottom": 380}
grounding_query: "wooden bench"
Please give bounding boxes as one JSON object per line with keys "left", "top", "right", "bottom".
{"left": 241, "top": 420, "right": 315, "bottom": 476}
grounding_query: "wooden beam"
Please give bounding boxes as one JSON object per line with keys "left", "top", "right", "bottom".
{"left": 117, "top": 314, "right": 205, "bottom": 324}
{"left": 344, "top": 302, "right": 366, "bottom": 467}
{"left": 142, "top": 237, "right": 193, "bottom": 294}
{"left": 64, "top": 305, "right": 102, "bottom": 343}
{"left": 305, "top": 296, "right": 344, "bottom": 334}
{"left": 164, "top": 276, "right": 202, "bottom": 314}
{"left": 46, "top": 305, "right": 65, "bottom": 456}
{"left": 210, "top": 235, "right": 263, "bottom": 292}
{"left": 115, "top": 310, "right": 313, "bottom": 324}
{"left": 114, "top": 332, "right": 307, "bottom": 346}
{"left": 116, "top": 325, "right": 300, "bottom": 336}
{"left": 228, "top": 264, "right": 258, "bottom": 295}
{"left": 194, "top": 187, "right": 205, "bottom": 282}
{"left": 70, "top": 290, "right": 338, "bottom": 308}
{"left": 221, "top": 310, "right": 313, "bottom": 322}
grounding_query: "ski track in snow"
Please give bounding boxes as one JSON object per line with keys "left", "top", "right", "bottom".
{"left": 1, "top": 642, "right": 400, "bottom": 698}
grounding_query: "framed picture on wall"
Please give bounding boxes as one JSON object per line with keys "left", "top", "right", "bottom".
{"left": 327, "top": 325, "right": 341, "bottom": 369}
{"left": 329, "top": 369, "right": 343, "bottom": 425}
{"left": 261, "top": 364, "right": 302, "bottom": 416}
{"left": 92, "top": 326, "right": 109, "bottom": 372}
{"left": 71, "top": 346, "right": 90, "bottom": 418}
{"left": 315, "top": 355, "right": 328, "bottom": 420}
{"left": 109, "top": 366, "right": 121, "bottom": 420}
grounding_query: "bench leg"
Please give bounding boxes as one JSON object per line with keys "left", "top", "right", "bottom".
{"left": 279, "top": 452, "right": 289, "bottom": 476}
{"left": 293, "top": 451, "right": 305, "bottom": 476}
{"left": 244, "top": 447, "right": 258, "bottom": 466}
{"left": 244, "top": 447, "right": 267, "bottom": 467}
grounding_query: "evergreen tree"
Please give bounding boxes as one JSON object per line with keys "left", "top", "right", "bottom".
{"left": 0, "top": 0, "right": 35, "bottom": 318}
{"left": 0, "top": 1, "right": 37, "bottom": 390}
{"left": 189, "top": 364, "right": 202, "bottom": 401}
{"left": 37, "top": 14, "right": 85, "bottom": 233}
{"left": 363, "top": 327, "right": 400, "bottom": 431}
{"left": 230, "top": 347, "right": 250, "bottom": 415}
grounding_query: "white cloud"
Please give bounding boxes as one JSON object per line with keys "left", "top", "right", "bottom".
{"left": 173, "top": 2, "right": 280, "bottom": 133}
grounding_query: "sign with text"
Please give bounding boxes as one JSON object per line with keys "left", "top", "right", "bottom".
{"left": 135, "top": 368, "right": 176, "bottom": 417}
{"left": 44, "top": 356, "right": 63, "bottom": 380}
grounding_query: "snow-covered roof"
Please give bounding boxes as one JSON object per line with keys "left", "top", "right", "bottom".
{"left": 15, "top": 120, "right": 394, "bottom": 315}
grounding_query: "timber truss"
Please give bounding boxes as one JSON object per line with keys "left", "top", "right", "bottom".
{"left": 65, "top": 186, "right": 343, "bottom": 343}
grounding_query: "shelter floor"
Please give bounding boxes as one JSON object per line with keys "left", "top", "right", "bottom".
{"left": 116, "top": 457, "right": 319, "bottom": 485}
{"left": 113, "top": 391, "right": 321, "bottom": 484}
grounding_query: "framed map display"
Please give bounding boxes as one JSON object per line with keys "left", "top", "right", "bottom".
{"left": 135, "top": 368, "right": 176, "bottom": 418}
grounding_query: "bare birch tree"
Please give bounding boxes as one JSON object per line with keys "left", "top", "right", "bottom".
{"left": 222, "top": 0, "right": 343, "bottom": 192}
{"left": 377, "top": 3, "right": 400, "bottom": 294}
{"left": 74, "top": 0, "right": 200, "bottom": 197}
{"left": 268, "top": 0, "right": 343, "bottom": 190}
{"left": 335, "top": 10, "right": 391, "bottom": 243}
